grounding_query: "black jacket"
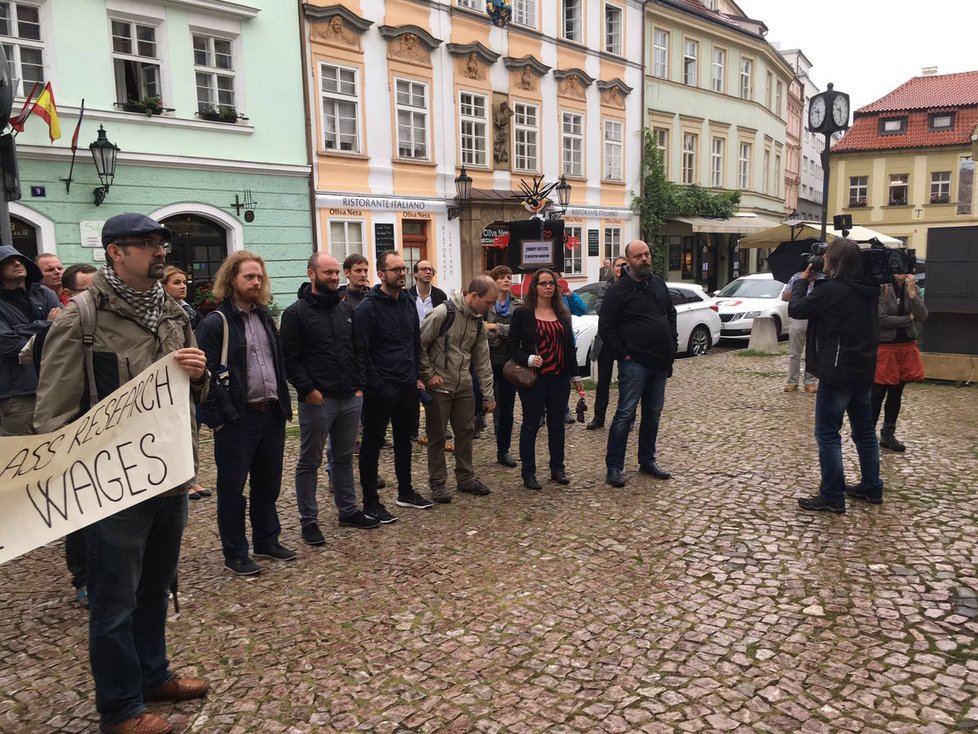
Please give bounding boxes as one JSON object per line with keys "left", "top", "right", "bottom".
{"left": 353, "top": 284, "right": 421, "bottom": 390}
{"left": 507, "top": 306, "right": 577, "bottom": 378}
{"left": 281, "top": 282, "right": 363, "bottom": 401}
{"left": 0, "top": 281, "right": 61, "bottom": 400}
{"left": 339, "top": 284, "right": 369, "bottom": 310}
{"left": 195, "top": 298, "right": 292, "bottom": 426}
{"left": 597, "top": 271, "right": 677, "bottom": 374}
{"left": 789, "top": 277, "right": 880, "bottom": 389}
{"left": 408, "top": 283, "right": 447, "bottom": 310}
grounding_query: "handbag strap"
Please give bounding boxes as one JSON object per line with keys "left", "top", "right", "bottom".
{"left": 215, "top": 310, "right": 229, "bottom": 369}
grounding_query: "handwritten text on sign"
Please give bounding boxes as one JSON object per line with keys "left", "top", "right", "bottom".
{"left": 0, "top": 354, "right": 194, "bottom": 565}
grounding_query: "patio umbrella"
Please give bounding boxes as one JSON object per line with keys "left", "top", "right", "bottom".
{"left": 766, "top": 238, "right": 820, "bottom": 285}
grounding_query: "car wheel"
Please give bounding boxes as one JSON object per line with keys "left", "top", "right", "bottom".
{"left": 770, "top": 315, "right": 782, "bottom": 338}
{"left": 686, "top": 325, "right": 710, "bottom": 357}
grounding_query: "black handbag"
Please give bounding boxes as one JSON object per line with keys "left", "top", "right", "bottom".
{"left": 502, "top": 358, "right": 538, "bottom": 388}
{"left": 204, "top": 311, "right": 240, "bottom": 429}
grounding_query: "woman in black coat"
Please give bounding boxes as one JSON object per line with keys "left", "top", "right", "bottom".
{"left": 507, "top": 268, "right": 577, "bottom": 490}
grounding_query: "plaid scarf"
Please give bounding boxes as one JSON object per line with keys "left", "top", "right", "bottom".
{"left": 102, "top": 265, "right": 165, "bottom": 332}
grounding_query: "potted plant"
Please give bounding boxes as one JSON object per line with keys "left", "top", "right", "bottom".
{"left": 267, "top": 295, "right": 282, "bottom": 328}
{"left": 198, "top": 104, "right": 246, "bottom": 123}
{"left": 193, "top": 281, "right": 221, "bottom": 314}
{"left": 930, "top": 193, "right": 950, "bottom": 204}
{"left": 119, "top": 96, "right": 165, "bottom": 115}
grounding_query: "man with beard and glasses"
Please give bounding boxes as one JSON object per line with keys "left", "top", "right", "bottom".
{"left": 598, "top": 240, "right": 677, "bottom": 488}
{"left": 354, "top": 251, "right": 433, "bottom": 523}
{"left": 282, "top": 253, "right": 377, "bottom": 547}
{"left": 34, "top": 213, "right": 210, "bottom": 734}
{"left": 196, "top": 251, "right": 295, "bottom": 576}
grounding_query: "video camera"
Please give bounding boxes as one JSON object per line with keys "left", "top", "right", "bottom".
{"left": 806, "top": 241, "right": 916, "bottom": 285}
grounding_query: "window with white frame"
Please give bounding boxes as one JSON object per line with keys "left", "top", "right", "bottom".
{"left": 457, "top": 0, "right": 480, "bottom": 8}
{"left": 775, "top": 80, "right": 783, "bottom": 116}
{"left": 0, "top": 1, "right": 44, "bottom": 97}
{"left": 712, "top": 47, "right": 725, "bottom": 93}
{"left": 603, "top": 226, "right": 621, "bottom": 260}
{"left": 563, "top": 0, "right": 582, "bottom": 42}
{"left": 888, "top": 173, "right": 909, "bottom": 205}
{"left": 762, "top": 149, "right": 770, "bottom": 194}
{"left": 395, "top": 78, "right": 428, "bottom": 160}
{"left": 564, "top": 225, "right": 583, "bottom": 275}
{"left": 653, "top": 29, "right": 668, "bottom": 79}
{"left": 604, "top": 4, "right": 622, "bottom": 55}
{"left": 320, "top": 63, "right": 359, "bottom": 152}
{"left": 653, "top": 127, "right": 669, "bottom": 177}
{"left": 513, "top": 0, "right": 536, "bottom": 27}
{"left": 738, "top": 142, "right": 751, "bottom": 189}
{"left": 460, "top": 91, "right": 488, "bottom": 167}
{"left": 739, "top": 57, "right": 752, "bottom": 100}
{"left": 513, "top": 102, "right": 538, "bottom": 172}
{"left": 774, "top": 153, "right": 781, "bottom": 196}
{"left": 683, "top": 39, "right": 698, "bottom": 86}
{"left": 562, "top": 111, "right": 583, "bottom": 177}
{"left": 603, "top": 119, "right": 623, "bottom": 181}
{"left": 682, "top": 132, "right": 697, "bottom": 185}
{"left": 193, "top": 34, "right": 235, "bottom": 116}
{"left": 765, "top": 71, "right": 772, "bottom": 108}
{"left": 329, "top": 220, "right": 364, "bottom": 262}
{"left": 110, "top": 18, "right": 161, "bottom": 105}
{"left": 711, "top": 137, "right": 724, "bottom": 188}
{"left": 930, "top": 171, "right": 951, "bottom": 203}
{"left": 848, "top": 175, "right": 867, "bottom": 206}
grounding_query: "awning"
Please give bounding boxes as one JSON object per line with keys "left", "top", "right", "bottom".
{"left": 670, "top": 214, "right": 783, "bottom": 234}
{"left": 738, "top": 221, "right": 904, "bottom": 249}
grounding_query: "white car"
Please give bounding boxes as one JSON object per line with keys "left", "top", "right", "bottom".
{"left": 713, "top": 273, "right": 789, "bottom": 340}
{"left": 571, "top": 281, "right": 723, "bottom": 373}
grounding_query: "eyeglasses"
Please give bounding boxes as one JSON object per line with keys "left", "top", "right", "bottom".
{"left": 384, "top": 266, "right": 408, "bottom": 274}
{"left": 537, "top": 281, "right": 556, "bottom": 288}
{"left": 418, "top": 267, "right": 436, "bottom": 274}
{"left": 116, "top": 238, "right": 171, "bottom": 253}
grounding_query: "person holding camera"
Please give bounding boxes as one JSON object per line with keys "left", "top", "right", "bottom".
{"left": 788, "top": 238, "right": 884, "bottom": 512}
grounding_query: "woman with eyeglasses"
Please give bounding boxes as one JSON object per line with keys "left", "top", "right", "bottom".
{"left": 507, "top": 268, "right": 577, "bottom": 489}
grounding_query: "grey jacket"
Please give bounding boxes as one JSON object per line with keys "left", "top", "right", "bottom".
{"left": 878, "top": 282, "right": 927, "bottom": 343}
{"left": 419, "top": 293, "right": 494, "bottom": 401}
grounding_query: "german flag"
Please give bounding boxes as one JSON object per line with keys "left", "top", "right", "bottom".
{"left": 31, "top": 82, "right": 61, "bottom": 142}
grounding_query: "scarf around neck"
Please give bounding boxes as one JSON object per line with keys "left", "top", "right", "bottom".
{"left": 102, "top": 265, "right": 165, "bottom": 332}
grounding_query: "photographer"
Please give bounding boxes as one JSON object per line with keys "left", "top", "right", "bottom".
{"left": 788, "top": 238, "right": 884, "bottom": 512}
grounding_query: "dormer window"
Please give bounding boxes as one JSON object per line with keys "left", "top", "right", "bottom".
{"left": 879, "top": 117, "right": 907, "bottom": 135}
{"left": 929, "top": 113, "right": 954, "bottom": 131}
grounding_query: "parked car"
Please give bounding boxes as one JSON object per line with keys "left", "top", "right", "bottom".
{"left": 713, "top": 273, "right": 789, "bottom": 340}
{"left": 570, "top": 281, "right": 722, "bottom": 373}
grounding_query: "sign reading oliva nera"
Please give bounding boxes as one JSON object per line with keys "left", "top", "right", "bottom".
{"left": 0, "top": 354, "right": 195, "bottom": 566}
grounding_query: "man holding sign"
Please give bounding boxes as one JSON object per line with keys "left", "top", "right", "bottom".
{"left": 34, "top": 213, "right": 210, "bottom": 734}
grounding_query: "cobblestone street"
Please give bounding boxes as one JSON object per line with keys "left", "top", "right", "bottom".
{"left": 2, "top": 347, "right": 977, "bottom": 733}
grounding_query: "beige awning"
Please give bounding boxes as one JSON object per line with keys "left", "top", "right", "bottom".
{"left": 738, "top": 221, "right": 904, "bottom": 249}
{"left": 670, "top": 214, "right": 783, "bottom": 234}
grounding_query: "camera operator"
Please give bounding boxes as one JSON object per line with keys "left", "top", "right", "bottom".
{"left": 788, "top": 238, "right": 884, "bottom": 512}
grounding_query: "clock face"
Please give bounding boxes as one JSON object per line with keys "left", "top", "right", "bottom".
{"left": 832, "top": 94, "right": 849, "bottom": 128}
{"left": 809, "top": 96, "right": 826, "bottom": 130}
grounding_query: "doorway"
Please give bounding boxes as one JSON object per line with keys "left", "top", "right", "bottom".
{"left": 160, "top": 214, "right": 229, "bottom": 305}
{"left": 11, "top": 216, "right": 38, "bottom": 260}
{"left": 401, "top": 219, "right": 428, "bottom": 289}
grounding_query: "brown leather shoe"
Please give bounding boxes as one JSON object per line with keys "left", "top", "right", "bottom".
{"left": 145, "top": 674, "right": 209, "bottom": 701}
{"left": 100, "top": 712, "right": 174, "bottom": 734}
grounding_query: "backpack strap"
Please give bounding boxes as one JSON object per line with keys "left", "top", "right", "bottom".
{"left": 71, "top": 291, "right": 99, "bottom": 409}
{"left": 438, "top": 300, "right": 456, "bottom": 371}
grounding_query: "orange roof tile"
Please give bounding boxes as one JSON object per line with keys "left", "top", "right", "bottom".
{"left": 859, "top": 70, "right": 978, "bottom": 113}
{"left": 833, "top": 107, "right": 978, "bottom": 153}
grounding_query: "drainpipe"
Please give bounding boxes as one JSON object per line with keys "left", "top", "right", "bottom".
{"left": 297, "top": 1, "right": 319, "bottom": 254}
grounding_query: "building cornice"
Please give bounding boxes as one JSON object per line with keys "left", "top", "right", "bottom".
{"left": 553, "top": 68, "right": 595, "bottom": 87}
{"left": 596, "top": 78, "right": 634, "bottom": 96}
{"left": 302, "top": 4, "right": 373, "bottom": 34}
{"left": 446, "top": 42, "right": 500, "bottom": 66}
{"left": 502, "top": 55, "right": 551, "bottom": 77}
{"left": 377, "top": 24, "right": 442, "bottom": 51}
{"left": 163, "top": 0, "right": 259, "bottom": 19}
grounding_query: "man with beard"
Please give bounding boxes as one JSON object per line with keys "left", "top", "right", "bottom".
{"left": 281, "top": 253, "right": 377, "bottom": 547}
{"left": 34, "top": 213, "right": 210, "bottom": 734}
{"left": 196, "top": 251, "right": 295, "bottom": 576}
{"left": 598, "top": 240, "right": 677, "bottom": 488}
{"left": 35, "top": 252, "right": 69, "bottom": 305}
{"left": 354, "top": 251, "right": 432, "bottom": 522}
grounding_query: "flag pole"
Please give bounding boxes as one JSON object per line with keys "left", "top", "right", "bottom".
{"left": 61, "top": 99, "right": 85, "bottom": 194}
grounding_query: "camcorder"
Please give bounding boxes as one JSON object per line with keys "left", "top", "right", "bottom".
{"left": 806, "top": 242, "right": 916, "bottom": 285}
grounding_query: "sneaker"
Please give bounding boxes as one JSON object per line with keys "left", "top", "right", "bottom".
{"left": 188, "top": 491, "right": 202, "bottom": 500}
{"left": 459, "top": 480, "right": 491, "bottom": 496}
{"left": 797, "top": 494, "right": 845, "bottom": 514}
{"left": 376, "top": 476, "right": 387, "bottom": 490}
{"left": 430, "top": 485, "right": 452, "bottom": 503}
{"left": 224, "top": 557, "right": 262, "bottom": 576}
{"left": 845, "top": 485, "right": 883, "bottom": 505}
{"left": 253, "top": 543, "right": 298, "bottom": 562}
{"left": 338, "top": 511, "right": 381, "bottom": 529}
{"left": 76, "top": 586, "right": 89, "bottom": 608}
{"left": 497, "top": 452, "right": 517, "bottom": 468}
{"left": 804, "top": 384, "right": 818, "bottom": 393}
{"left": 301, "top": 523, "right": 326, "bottom": 546}
{"left": 145, "top": 674, "right": 210, "bottom": 701}
{"left": 196, "top": 488, "right": 213, "bottom": 497}
{"left": 396, "top": 490, "right": 434, "bottom": 509}
{"left": 364, "top": 503, "right": 398, "bottom": 524}
{"left": 784, "top": 384, "right": 798, "bottom": 392}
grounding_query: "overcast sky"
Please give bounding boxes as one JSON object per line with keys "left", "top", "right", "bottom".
{"left": 739, "top": 0, "right": 977, "bottom": 111}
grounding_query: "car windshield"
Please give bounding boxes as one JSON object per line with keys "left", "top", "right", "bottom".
{"left": 716, "top": 279, "right": 783, "bottom": 299}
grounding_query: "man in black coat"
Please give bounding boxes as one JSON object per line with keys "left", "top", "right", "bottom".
{"left": 598, "top": 240, "right": 677, "bottom": 487}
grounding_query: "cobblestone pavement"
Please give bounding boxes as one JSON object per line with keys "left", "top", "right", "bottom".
{"left": 2, "top": 346, "right": 977, "bottom": 734}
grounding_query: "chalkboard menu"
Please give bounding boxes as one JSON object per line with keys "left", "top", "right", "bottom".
{"left": 587, "top": 229, "right": 600, "bottom": 257}
{"left": 374, "top": 223, "right": 396, "bottom": 253}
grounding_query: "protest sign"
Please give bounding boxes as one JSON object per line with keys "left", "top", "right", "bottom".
{"left": 0, "top": 353, "right": 194, "bottom": 565}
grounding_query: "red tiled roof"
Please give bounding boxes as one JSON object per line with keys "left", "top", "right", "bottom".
{"left": 858, "top": 70, "right": 978, "bottom": 113}
{"left": 832, "top": 106, "right": 978, "bottom": 153}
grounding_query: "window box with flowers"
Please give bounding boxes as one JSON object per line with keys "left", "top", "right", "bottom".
{"left": 197, "top": 104, "right": 248, "bottom": 124}
{"left": 116, "top": 96, "right": 173, "bottom": 116}
{"left": 193, "top": 282, "right": 221, "bottom": 314}
{"left": 848, "top": 198, "right": 867, "bottom": 207}
{"left": 929, "top": 193, "right": 950, "bottom": 204}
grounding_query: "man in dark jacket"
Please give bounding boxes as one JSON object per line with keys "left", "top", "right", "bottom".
{"left": 598, "top": 240, "right": 677, "bottom": 488}
{"left": 339, "top": 253, "right": 371, "bottom": 309}
{"left": 354, "top": 251, "right": 432, "bottom": 521}
{"left": 196, "top": 251, "right": 295, "bottom": 575}
{"left": 281, "top": 253, "right": 378, "bottom": 546}
{"left": 788, "top": 237, "right": 883, "bottom": 513}
{"left": 0, "top": 245, "right": 60, "bottom": 435}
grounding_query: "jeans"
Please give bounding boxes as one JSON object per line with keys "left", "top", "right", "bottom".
{"left": 786, "top": 319, "right": 815, "bottom": 385}
{"left": 65, "top": 530, "right": 87, "bottom": 589}
{"left": 491, "top": 363, "right": 517, "bottom": 455}
{"left": 296, "top": 396, "right": 363, "bottom": 523}
{"left": 814, "top": 382, "right": 883, "bottom": 504}
{"left": 517, "top": 373, "right": 570, "bottom": 477}
{"left": 592, "top": 347, "right": 616, "bottom": 423}
{"left": 360, "top": 382, "right": 419, "bottom": 505}
{"left": 214, "top": 408, "right": 286, "bottom": 562}
{"left": 87, "top": 493, "right": 187, "bottom": 725}
{"left": 426, "top": 388, "right": 476, "bottom": 488}
{"left": 606, "top": 359, "right": 667, "bottom": 472}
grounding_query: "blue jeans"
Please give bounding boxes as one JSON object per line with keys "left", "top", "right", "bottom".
{"left": 87, "top": 493, "right": 187, "bottom": 725}
{"left": 517, "top": 373, "right": 570, "bottom": 477}
{"left": 814, "top": 382, "right": 883, "bottom": 505}
{"left": 296, "top": 396, "right": 363, "bottom": 522}
{"left": 606, "top": 359, "right": 667, "bottom": 472}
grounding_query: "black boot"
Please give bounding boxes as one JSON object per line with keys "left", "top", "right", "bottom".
{"left": 879, "top": 424, "right": 906, "bottom": 452}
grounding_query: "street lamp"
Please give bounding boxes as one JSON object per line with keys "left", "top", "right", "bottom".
{"left": 448, "top": 166, "right": 472, "bottom": 220}
{"left": 90, "top": 125, "right": 119, "bottom": 206}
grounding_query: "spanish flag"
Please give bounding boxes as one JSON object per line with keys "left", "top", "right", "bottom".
{"left": 31, "top": 82, "right": 61, "bottom": 142}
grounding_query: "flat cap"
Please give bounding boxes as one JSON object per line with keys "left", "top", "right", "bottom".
{"left": 101, "top": 213, "right": 172, "bottom": 247}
